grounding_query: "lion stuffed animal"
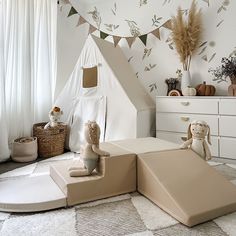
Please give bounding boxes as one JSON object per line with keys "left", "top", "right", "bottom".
{"left": 44, "top": 107, "right": 63, "bottom": 129}
{"left": 180, "top": 120, "right": 212, "bottom": 161}
{"left": 69, "top": 121, "right": 110, "bottom": 177}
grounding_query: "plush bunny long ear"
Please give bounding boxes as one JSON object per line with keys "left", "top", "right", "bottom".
{"left": 187, "top": 124, "right": 192, "bottom": 140}
{"left": 207, "top": 125, "right": 212, "bottom": 145}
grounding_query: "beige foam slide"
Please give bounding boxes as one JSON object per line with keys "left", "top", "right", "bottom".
{"left": 138, "top": 149, "right": 236, "bottom": 226}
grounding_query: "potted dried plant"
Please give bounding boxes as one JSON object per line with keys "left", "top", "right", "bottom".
{"left": 209, "top": 56, "right": 236, "bottom": 96}
{"left": 171, "top": 0, "right": 202, "bottom": 91}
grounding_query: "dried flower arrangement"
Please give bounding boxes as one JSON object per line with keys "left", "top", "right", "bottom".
{"left": 171, "top": 0, "right": 202, "bottom": 71}
{"left": 208, "top": 56, "right": 236, "bottom": 83}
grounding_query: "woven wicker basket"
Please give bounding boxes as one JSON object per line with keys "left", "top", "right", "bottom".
{"left": 33, "top": 122, "right": 67, "bottom": 158}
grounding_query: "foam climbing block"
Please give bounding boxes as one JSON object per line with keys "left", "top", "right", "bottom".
{"left": 50, "top": 142, "right": 136, "bottom": 206}
{"left": 137, "top": 149, "right": 236, "bottom": 227}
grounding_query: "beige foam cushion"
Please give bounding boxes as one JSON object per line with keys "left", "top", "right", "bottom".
{"left": 0, "top": 175, "right": 66, "bottom": 212}
{"left": 111, "top": 137, "right": 179, "bottom": 154}
{"left": 50, "top": 142, "right": 136, "bottom": 206}
{"left": 138, "top": 149, "right": 236, "bottom": 227}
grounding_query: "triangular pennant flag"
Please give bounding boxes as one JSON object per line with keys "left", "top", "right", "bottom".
{"left": 126, "top": 37, "right": 136, "bottom": 48}
{"left": 151, "top": 28, "right": 160, "bottom": 40}
{"left": 88, "top": 24, "right": 97, "bottom": 34}
{"left": 68, "top": 6, "right": 77, "bottom": 17}
{"left": 100, "top": 31, "right": 109, "bottom": 39}
{"left": 76, "top": 16, "right": 87, "bottom": 27}
{"left": 139, "top": 34, "right": 147, "bottom": 46}
{"left": 113, "top": 36, "right": 121, "bottom": 47}
{"left": 162, "top": 19, "right": 172, "bottom": 30}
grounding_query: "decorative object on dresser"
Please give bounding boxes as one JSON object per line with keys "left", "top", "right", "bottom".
{"left": 156, "top": 96, "right": 236, "bottom": 160}
{"left": 180, "top": 120, "right": 212, "bottom": 160}
{"left": 171, "top": 0, "right": 202, "bottom": 91}
{"left": 165, "top": 69, "right": 182, "bottom": 95}
{"left": 168, "top": 89, "right": 182, "bottom": 96}
{"left": 165, "top": 78, "right": 180, "bottom": 95}
{"left": 33, "top": 122, "right": 67, "bottom": 158}
{"left": 11, "top": 137, "right": 38, "bottom": 162}
{"left": 195, "top": 81, "right": 216, "bottom": 96}
{"left": 209, "top": 56, "right": 236, "bottom": 96}
{"left": 182, "top": 86, "right": 197, "bottom": 96}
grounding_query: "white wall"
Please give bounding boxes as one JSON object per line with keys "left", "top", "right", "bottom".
{"left": 56, "top": 0, "right": 236, "bottom": 99}
{"left": 56, "top": 4, "right": 87, "bottom": 98}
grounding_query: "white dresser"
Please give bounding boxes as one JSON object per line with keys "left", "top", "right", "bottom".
{"left": 156, "top": 96, "right": 236, "bottom": 160}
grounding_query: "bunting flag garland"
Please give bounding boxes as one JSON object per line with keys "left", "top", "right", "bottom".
{"left": 151, "top": 28, "right": 160, "bottom": 40}
{"left": 161, "top": 19, "right": 172, "bottom": 30}
{"left": 126, "top": 37, "right": 136, "bottom": 48}
{"left": 68, "top": 6, "right": 77, "bottom": 17}
{"left": 76, "top": 16, "right": 87, "bottom": 27}
{"left": 139, "top": 34, "right": 147, "bottom": 46}
{"left": 66, "top": 5, "right": 172, "bottom": 48}
{"left": 113, "top": 36, "right": 122, "bottom": 47}
{"left": 88, "top": 24, "right": 97, "bottom": 34}
{"left": 100, "top": 31, "right": 109, "bottom": 39}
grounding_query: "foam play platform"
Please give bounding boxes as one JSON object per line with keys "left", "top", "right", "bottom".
{"left": 1, "top": 137, "right": 236, "bottom": 227}
{"left": 0, "top": 175, "right": 66, "bottom": 212}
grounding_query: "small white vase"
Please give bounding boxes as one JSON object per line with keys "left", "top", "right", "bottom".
{"left": 181, "top": 70, "right": 191, "bottom": 92}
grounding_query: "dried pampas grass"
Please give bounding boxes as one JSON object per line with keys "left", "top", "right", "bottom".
{"left": 171, "top": 0, "right": 202, "bottom": 70}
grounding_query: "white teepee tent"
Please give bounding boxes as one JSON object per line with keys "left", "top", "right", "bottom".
{"left": 55, "top": 35, "right": 155, "bottom": 152}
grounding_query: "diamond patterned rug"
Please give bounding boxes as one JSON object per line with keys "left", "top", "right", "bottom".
{"left": 0, "top": 153, "right": 236, "bottom": 236}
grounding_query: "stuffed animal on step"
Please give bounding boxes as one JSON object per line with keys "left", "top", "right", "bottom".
{"left": 44, "top": 107, "right": 63, "bottom": 129}
{"left": 69, "top": 121, "right": 110, "bottom": 177}
{"left": 180, "top": 120, "right": 212, "bottom": 161}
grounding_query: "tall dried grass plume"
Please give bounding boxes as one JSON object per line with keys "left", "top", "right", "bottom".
{"left": 171, "top": 0, "right": 202, "bottom": 71}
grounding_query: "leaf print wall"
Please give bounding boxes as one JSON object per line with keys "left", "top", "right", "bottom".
{"left": 56, "top": 0, "right": 236, "bottom": 98}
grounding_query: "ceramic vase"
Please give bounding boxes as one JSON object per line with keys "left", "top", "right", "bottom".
{"left": 228, "top": 76, "right": 236, "bottom": 96}
{"left": 181, "top": 70, "right": 191, "bottom": 92}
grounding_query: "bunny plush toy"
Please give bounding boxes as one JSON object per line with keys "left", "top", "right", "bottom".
{"left": 180, "top": 120, "right": 212, "bottom": 161}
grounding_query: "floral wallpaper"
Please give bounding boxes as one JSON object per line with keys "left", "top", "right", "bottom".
{"left": 57, "top": 0, "right": 236, "bottom": 98}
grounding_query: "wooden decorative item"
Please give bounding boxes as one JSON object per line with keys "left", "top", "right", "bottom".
{"left": 168, "top": 89, "right": 182, "bottom": 96}
{"left": 228, "top": 84, "right": 236, "bottom": 96}
{"left": 228, "top": 77, "right": 236, "bottom": 96}
{"left": 195, "top": 81, "right": 216, "bottom": 96}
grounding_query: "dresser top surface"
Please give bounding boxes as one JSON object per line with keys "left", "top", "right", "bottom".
{"left": 156, "top": 96, "right": 236, "bottom": 99}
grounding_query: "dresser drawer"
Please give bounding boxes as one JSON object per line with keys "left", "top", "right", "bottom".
{"left": 220, "top": 137, "right": 236, "bottom": 159}
{"left": 219, "top": 116, "right": 236, "bottom": 137}
{"left": 156, "top": 98, "right": 218, "bottom": 114}
{"left": 156, "top": 113, "right": 218, "bottom": 135}
{"left": 156, "top": 131, "right": 219, "bottom": 157}
{"left": 219, "top": 99, "right": 236, "bottom": 115}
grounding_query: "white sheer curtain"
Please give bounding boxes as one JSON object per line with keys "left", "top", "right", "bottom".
{"left": 0, "top": 0, "right": 57, "bottom": 162}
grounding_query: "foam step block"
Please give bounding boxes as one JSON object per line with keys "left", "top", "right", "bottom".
{"left": 137, "top": 149, "right": 236, "bottom": 227}
{"left": 50, "top": 142, "right": 136, "bottom": 206}
{"left": 0, "top": 175, "right": 66, "bottom": 212}
{"left": 111, "top": 137, "right": 179, "bottom": 154}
